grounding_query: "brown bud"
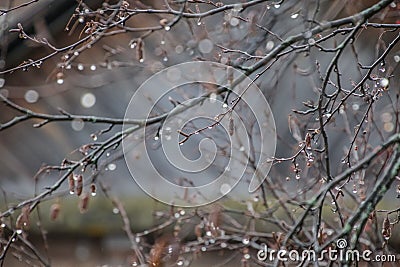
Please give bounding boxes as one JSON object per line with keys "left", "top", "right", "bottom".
{"left": 68, "top": 173, "right": 75, "bottom": 194}
{"left": 50, "top": 203, "right": 61, "bottom": 221}
{"left": 79, "top": 193, "right": 90, "bottom": 213}
{"left": 16, "top": 206, "right": 30, "bottom": 230}
{"left": 229, "top": 116, "right": 234, "bottom": 136}
{"left": 382, "top": 216, "right": 391, "bottom": 240}
{"left": 75, "top": 174, "right": 83, "bottom": 196}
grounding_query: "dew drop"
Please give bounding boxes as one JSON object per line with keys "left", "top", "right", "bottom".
{"left": 90, "top": 65, "right": 96, "bottom": 71}
{"left": 164, "top": 25, "right": 171, "bottom": 31}
{"left": 0, "top": 223, "right": 5, "bottom": 228}
{"left": 266, "top": 41, "right": 274, "bottom": 51}
{"left": 242, "top": 238, "right": 250, "bottom": 245}
{"left": 24, "top": 90, "right": 39, "bottom": 103}
{"left": 244, "top": 254, "right": 251, "bottom": 260}
{"left": 0, "top": 78, "right": 5, "bottom": 88}
{"left": 291, "top": 13, "right": 299, "bottom": 19}
{"left": 112, "top": 207, "right": 119, "bottom": 214}
{"left": 57, "top": 78, "right": 64, "bottom": 85}
{"left": 77, "top": 64, "right": 84, "bottom": 71}
{"left": 154, "top": 136, "right": 159, "bottom": 141}
{"left": 16, "top": 229, "right": 23, "bottom": 235}
{"left": 379, "top": 78, "right": 389, "bottom": 88}
{"left": 81, "top": 93, "right": 96, "bottom": 108}
{"left": 394, "top": 55, "right": 400, "bottom": 63}
{"left": 108, "top": 163, "right": 116, "bottom": 171}
{"left": 209, "top": 93, "right": 217, "bottom": 103}
{"left": 274, "top": 4, "right": 280, "bottom": 8}
{"left": 163, "top": 56, "right": 168, "bottom": 62}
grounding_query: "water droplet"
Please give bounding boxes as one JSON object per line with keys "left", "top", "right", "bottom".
{"left": 175, "top": 45, "right": 184, "bottom": 54}
{"left": 197, "top": 21, "right": 202, "bottom": 26}
{"left": 177, "top": 260, "right": 184, "bottom": 266}
{"left": 0, "top": 78, "right": 5, "bottom": 88}
{"left": 352, "top": 185, "right": 357, "bottom": 194}
{"left": 77, "top": 64, "right": 84, "bottom": 71}
{"left": 57, "top": 78, "right": 64, "bottom": 85}
{"left": 222, "top": 103, "right": 228, "bottom": 108}
{"left": 69, "top": 190, "right": 75, "bottom": 195}
{"left": 266, "top": 41, "right": 274, "bottom": 51}
{"left": 78, "top": 16, "right": 84, "bottom": 23}
{"left": 154, "top": 136, "right": 159, "bottom": 141}
{"left": 379, "top": 78, "right": 389, "bottom": 88}
{"left": 160, "top": 40, "right": 165, "bottom": 45}
{"left": 91, "top": 192, "right": 96, "bottom": 197}
{"left": 90, "top": 65, "right": 96, "bottom": 71}
{"left": 220, "top": 242, "right": 227, "bottom": 248}
{"left": 74, "top": 51, "right": 79, "bottom": 56}
{"left": 230, "top": 17, "right": 239, "bottom": 27}
{"left": 106, "top": 152, "right": 110, "bottom": 157}
{"left": 163, "top": 56, "right": 168, "bottom": 62}
{"left": 139, "top": 58, "right": 144, "bottom": 63}
{"left": 71, "top": 119, "right": 84, "bottom": 131}
{"left": 274, "top": 4, "right": 280, "bottom": 8}
{"left": 295, "top": 174, "right": 301, "bottom": 180}
{"left": 179, "top": 210, "right": 185, "bottom": 216}
{"left": 244, "top": 254, "right": 251, "bottom": 260}
{"left": 16, "top": 229, "right": 22, "bottom": 234}
{"left": 352, "top": 103, "right": 359, "bottom": 111}
{"left": 81, "top": 93, "right": 96, "bottom": 108}
{"left": 304, "top": 31, "right": 312, "bottom": 39}
{"left": 308, "top": 38, "right": 316, "bottom": 45}
{"left": 242, "top": 238, "right": 250, "bottom": 245}
{"left": 291, "top": 13, "right": 299, "bottom": 19}
{"left": 198, "top": 39, "right": 213, "bottom": 54}
{"left": 239, "top": 146, "right": 245, "bottom": 152}
{"left": 394, "top": 55, "right": 400, "bottom": 63}
{"left": 66, "top": 65, "right": 71, "bottom": 69}
{"left": 201, "top": 246, "right": 207, "bottom": 252}
{"left": 24, "top": 90, "right": 39, "bottom": 103}
{"left": 164, "top": 25, "right": 171, "bottom": 31}
{"left": 91, "top": 134, "right": 97, "bottom": 141}
{"left": 112, "top": 208, "right": 119, "bottom": 214}
{"left": 0, "top": 223, "right": 5, "bottom": 228}
{"left": 209, "top": 93, "right": 217, "bottom": 103}
{"left": 108, "top": 163, "right": 116, "bottom": 171}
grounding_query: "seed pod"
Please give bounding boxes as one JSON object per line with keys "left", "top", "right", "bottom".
{"left": 229, "top": 116, "right": 234, "bottom": 136}
{"left": 76, "top": 174, "right": 83, "bottom": 196}
{"left": 79, "top": 193, "right": 90, "bottom": 214}
{"left": 382, "top": 216, "right": 391, "bottom": 240}
{"left": 68, "top": 173, "right": 75, "bottom": 194}
{"left": 136, "top": 38, "right": 144, "bottom": 62}
{"left": 16, "top": 206, "right": 30, "bottom": 230}
{"left": 50, "top": 203, "right": 61, "bottom": 221}
{"left": 90, "top": 183, "right": 96, "bottom": 196}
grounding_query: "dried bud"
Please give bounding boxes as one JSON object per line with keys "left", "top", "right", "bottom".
{"left": 79, "top": 193, "right": 90, "bottom": 213}
{"left": 305, "top": 133, "right": 312, "bottom": 149}
{"left": 382, "top": 216, "right": 391, "bottom": 240}
{"left": 90, "top": 183, "right": 97, "bottom": 196}
{"left": 195, "top": 224, "right": 203, "bottom": 239}
{"left": 16, "top": 206, "right": 30, "bottom": 230}
{"left": 229, "top": 116, "right": 234, "bottom": 136}
{"left": 50, "top": 203, "right": 61, "bottom": 221}
{"left": 68, "top": 173, "right": 75, "bottom": 194}
{"left": 76, "top": 174, "right": 83, "bottom": 196}
{"left": 136, "top": 38, "right": 144, "bottom": 62}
